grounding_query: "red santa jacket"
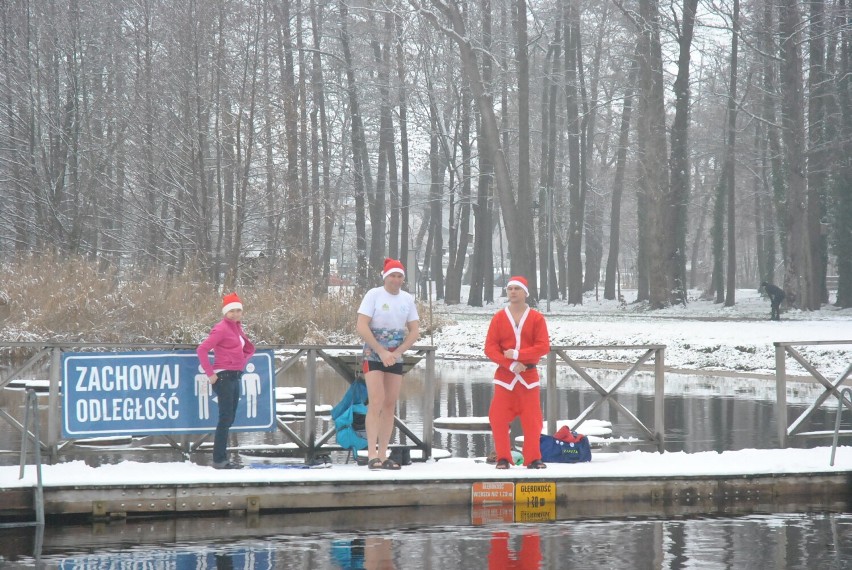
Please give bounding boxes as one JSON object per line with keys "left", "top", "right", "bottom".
{"left": 484, "top": 306, "right": 550, "bottom": 390}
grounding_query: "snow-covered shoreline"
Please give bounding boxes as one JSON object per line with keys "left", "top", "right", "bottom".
{"left": 427, "top": 287, "right": 852, "bottom": 379}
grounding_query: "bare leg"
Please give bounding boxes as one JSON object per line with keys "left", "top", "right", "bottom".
{"left": 376, "top": 373, "right": 402, "bottom": 460}
{"left": 364, "top": 370, "right": 385, "bottom": 461}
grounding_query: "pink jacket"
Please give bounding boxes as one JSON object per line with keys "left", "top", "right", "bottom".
{"left": 196, "top": 318, "right": 255, "bottom": 376}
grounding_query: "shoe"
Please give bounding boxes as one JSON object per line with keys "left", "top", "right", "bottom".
{"left": 527, "top": 459, "right": 547, "bottom": 469}
{"left": 212, "top": 461, "right": 243, "bottom": 470}
{"left": 495, "top": 458, "right": 511, "bottom": 470}
{"left": 381, "top": 458, "right": 401, "bottom": 470}
{"left": 368, "top": 457, "right": 384, "bottom": 470}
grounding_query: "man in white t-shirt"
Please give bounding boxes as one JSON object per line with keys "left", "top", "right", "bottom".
{"left": 356, "top": 258, "right": 420, "bottom": 470}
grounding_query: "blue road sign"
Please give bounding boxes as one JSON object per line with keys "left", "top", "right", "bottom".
{"left": 62, "top": 350, "right": 275, "bottom": 438}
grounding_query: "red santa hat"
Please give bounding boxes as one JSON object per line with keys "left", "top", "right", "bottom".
{"left": 506, "top": 276, "right": 529, "bottom": 295}
{"left": 221, "top": 292, "right": 243, "bottom": 315}
{"left": 382, "top": 258, "right": 405, "bottom": 279}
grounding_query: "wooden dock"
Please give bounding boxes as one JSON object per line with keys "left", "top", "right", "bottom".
{"left": 2, "top": 448, "right": 851, "bottom": 523}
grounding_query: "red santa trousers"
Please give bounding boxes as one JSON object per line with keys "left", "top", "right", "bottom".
{"left": 489, "top": 384, "right": 542, "bottom": 466}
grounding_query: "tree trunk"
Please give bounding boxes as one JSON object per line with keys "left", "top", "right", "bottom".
{"left": 636, "top": 0, "right": 676, "bottom": 308}
{"left": 512, "top": 0, "right": 537, "bottom": 301}
{"left": 538, "top": 29, "right": 560, "bottom": 302}
{"left": 445, "top": 82, "right": 472, "bottom": 304}
{"left": 669, "top": 0, "right": 698, "bottom": 305}
{"left": 309, "top": 0, "right": 332, "bottom": 294}
{"left": 369, "top": 11, "right": 391, "bottom": 275}
{"left": 339, "top": 0, "right": 369, "bottom": 289}
{"left": 835, "top": 0, "right": 852, "bottom": 307}
{"left": 807, "top": 0, "right": 828, "bottom": 305}
{"left": 427, "top": 98, "right": 445, "bottom": 300}
{"left": 581, "top": 5, "right": 607, "bottom": 294}
{"left": 778, "top": 0, "right": 815, "bottom": 310}
{"left": 396, "top": 14, "right": 411, "bottom": 268}
{"left": 604, "top": 51, "right": 637, "bottom": 300}
{"left": 564, "top": 0, "right": 583, "bottom": 304}
{"left": 273, "top": 0, "right": 302, "bottom": 263}
{"left": 724, "top": 0, "right": 739, "bottom": 307}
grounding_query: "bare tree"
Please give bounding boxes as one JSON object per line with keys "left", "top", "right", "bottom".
{"left": 415, "top": 0, "right": 534, "bottom": 296}
{"left": 604, "top": 51, "right": 637, "bottom": 301}
{"left": 778, "top": 0, "right": 815, "bottom": 309}
{"left": 669, "top": 0, "right": 698, "bottom": 305}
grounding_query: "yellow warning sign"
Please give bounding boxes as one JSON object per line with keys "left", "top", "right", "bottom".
{"left": 514, "top": 481, "right": 557, "bottom": 522}
{"left": 471, "top": 481, "right": 515, "bottom": 505}
{"left": 515, "top": 482, "right": 556, "bottom": 508}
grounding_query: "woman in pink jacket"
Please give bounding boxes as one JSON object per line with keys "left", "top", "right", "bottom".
{"left": 196, "top": 292, "right": 255, "bottom": 469}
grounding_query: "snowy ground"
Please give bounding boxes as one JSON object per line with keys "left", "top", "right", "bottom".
{"left": 426, "top": 287, "right": 852, "bottom": 379}
{"left": 4, "top": 445, "right": 852, "bottom": 489}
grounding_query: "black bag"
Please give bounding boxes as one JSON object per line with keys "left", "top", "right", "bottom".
{"left": 389, "top": 447, "right": 412, "bottom": 466}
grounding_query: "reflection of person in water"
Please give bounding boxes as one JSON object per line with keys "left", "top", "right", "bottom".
{"left": 363, "top": 537, "right": 394, "bottom": 570}
{"left": 331, "top": 538, "right": 365, "bottom": 569}
{"left": 214, "top": 552, "right": 234, "bottom": 570}
{"left": 760, "top": 281, "right": 786, "bottom": 321}
{"left": 331, "top": 537, "right": 394, "bottom": 570}
{"left": 488, "top": 530, "right": 542, "bottom": 570}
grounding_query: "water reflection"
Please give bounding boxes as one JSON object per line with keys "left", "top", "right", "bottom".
{"left": 488, "top": 530, "right": 541, "bottom": 570}
{"left": 2, "top": 512, "right": 851, "bottom": 569}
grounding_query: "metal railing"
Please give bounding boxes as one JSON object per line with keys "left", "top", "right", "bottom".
{"left": 545, "top": 345, "right": 666, "bottom": 451}
{"left": 0, "top": 388, "right": 45, "bottom": 534}
{"left": 0, "top": 342, "right": 436, "bottom": 463}
{"left": 774, "top": 340, "right": 852, "bottom": 447}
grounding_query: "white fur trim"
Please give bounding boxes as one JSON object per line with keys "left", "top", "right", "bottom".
{"left": 506, "top": 279, "right": 528, "bottom": 294}
{"left": 382, "top": 268, "right": 405, "bottom": 279}
{"left": 222, "top": 301, "right": 243, "bottom": 315}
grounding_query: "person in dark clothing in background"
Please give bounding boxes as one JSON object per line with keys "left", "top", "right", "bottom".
{"left": 761, "top": 282, "right": 786, "bottom": 321}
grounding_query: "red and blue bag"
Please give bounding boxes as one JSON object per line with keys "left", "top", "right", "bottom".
{"left": 539, "top": 427, "right": 591, "bottom": 463}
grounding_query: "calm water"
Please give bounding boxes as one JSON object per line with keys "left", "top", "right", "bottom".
{"left": 1, "top": 361, "right": 851, "bottom": 569}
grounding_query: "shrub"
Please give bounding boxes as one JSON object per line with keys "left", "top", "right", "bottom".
{"left": 0, "top": 255, "right": 450, "bottom": 345}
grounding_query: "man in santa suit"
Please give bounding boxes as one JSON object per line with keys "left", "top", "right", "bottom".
{"left": 485, "top": 276, "right": 551, "bottom": 469}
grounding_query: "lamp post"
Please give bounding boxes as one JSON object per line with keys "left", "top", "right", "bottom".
{"left": 546, "top": 185, "right": 553, "bottom": 312}
{"left": 338, "top": 222, "right": 345, "bottom": 277}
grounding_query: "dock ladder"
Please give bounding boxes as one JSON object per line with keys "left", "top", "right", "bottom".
{"left": 1, "top": 388, "right": 45, "bottom": 525}
{"left": 830, "top": 387, "right": 852, "bottom": 467}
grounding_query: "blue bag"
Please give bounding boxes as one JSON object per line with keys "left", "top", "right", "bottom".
{"left": 332, "top": 381, "right": 368, "bottom": 452}
{"left": 539, "top": 433, "right": 591, "bottom": 463}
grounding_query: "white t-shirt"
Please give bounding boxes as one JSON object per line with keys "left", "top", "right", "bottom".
{"left": 357, "top": 286, "right": 419, "bottom": 330}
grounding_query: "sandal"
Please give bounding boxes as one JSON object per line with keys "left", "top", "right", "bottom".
{"left": 527, "top": 459, "right": 547, "bottom": 469}
{"left": 381, "top": 458, "right": 401, "bottom": 470}
{"left": 495, "top": 458, "right": 511, "bottom": 470}
{"left": 368, "top": 458, "right": 383, "bottom": 470}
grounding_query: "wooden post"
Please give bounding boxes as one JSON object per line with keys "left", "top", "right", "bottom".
{"left": 305, "top": 348, "right": 317, "bottom": 462}
{"left": 546, "top": 350, "right": 557, "bottom": 435}
{"left": 48, "top": 346, "right": 61, "bottom": 460}
{"left": 654, "top": 347, "right": 665, "bottom": 452}
{"left": 775, "top": 343, "right": 787, "bottom": 448}
{"left": 423, "top": 348, "right": 436, "bottom": 458}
